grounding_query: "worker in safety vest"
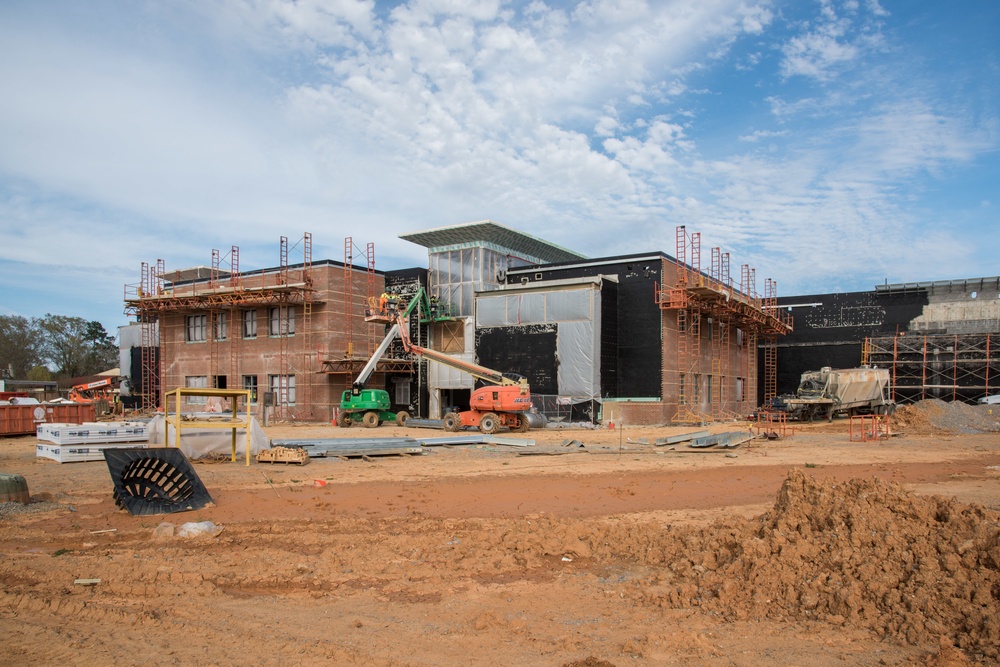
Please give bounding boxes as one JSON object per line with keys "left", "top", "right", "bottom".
{"left": 379, "top": 292, "right": 389, "bottom": 313}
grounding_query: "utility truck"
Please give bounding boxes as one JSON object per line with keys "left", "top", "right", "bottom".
{"left": 770, "top": 366, "right": 894, "bottom": 422}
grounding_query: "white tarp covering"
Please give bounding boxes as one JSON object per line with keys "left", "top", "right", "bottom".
{"left": 477, "top": 282, "right": 601, "bottom": 400}
{"left": 476, "top": 295, "right": 509, "bottom": 327}
{"left": 478, "top": 290, "right": 595, "bottom": 327}
{"left": 427, "top": 318, "right": 476, "bottom": 390}
{"left": 428, "top": 355, "right": 476, "bottom": 389}
{"left": 557, "top": 321, "right": 600, "bottom": 398}
{"left": 146, "top": 414, "right": 268, "bottom": 460}
{"left": 118, "top": 323, "right": 143, "bottom": 349}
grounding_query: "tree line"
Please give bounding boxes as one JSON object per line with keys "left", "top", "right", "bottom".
{"left": 0, "top": 314, "right": 118, "bottom": 381}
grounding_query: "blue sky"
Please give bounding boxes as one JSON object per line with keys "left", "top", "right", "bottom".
{"left": 1, "top": 0, "right": 997, "bottom": 337}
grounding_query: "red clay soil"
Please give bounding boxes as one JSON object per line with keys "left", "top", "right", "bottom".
{"left": 1, "top": 413, "right": 998, "bottom": 666}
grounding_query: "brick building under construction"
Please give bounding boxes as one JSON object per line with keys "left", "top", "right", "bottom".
{"left": 122, "top": 223, "right": 792, "bottom": 425}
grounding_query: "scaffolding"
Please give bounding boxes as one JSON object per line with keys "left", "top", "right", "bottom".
{"left": 124, "top": 235, "right": 316, "bottom": 418}
{"left": 321, "top": 237, "right": 423, "bottom": 397}
{"left": 864, "top": 333, "right": 997, "bottom": 404}
{"left": 657, "top": 225, "right": 792, "bottom": 423}
{"left": 134, "top": 260, "right": 164, "bottom": 412}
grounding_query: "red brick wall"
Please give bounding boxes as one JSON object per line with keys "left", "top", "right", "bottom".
{"left": 159, "top": 263, "right": 383, "bottom": 422}
{"left": 611, "top": 258, "right": 753, "bottom": 426}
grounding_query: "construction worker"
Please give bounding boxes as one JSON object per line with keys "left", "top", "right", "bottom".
{"left": 379, "top": 292, "right": 389, "bottom": 314}
{"left": 430, "top": 295, "right": 439, "bottom": 317}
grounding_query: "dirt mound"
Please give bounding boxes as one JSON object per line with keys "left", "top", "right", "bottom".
{"left": 630, "top": 469, "right": 1000, "bottom": 661}
{"left": 354, "top": 470, "right": 998, "bottom": 661}
{"left": 894, "top": 399, "right": 1000, "bottom": 434}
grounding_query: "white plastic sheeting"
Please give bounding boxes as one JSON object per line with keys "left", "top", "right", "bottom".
{"left": 428, "top": 353, "right": 476, "bottom": 389}
{"left": 477, "top": 289, "right": 595, "bottom": 326}
{"left": 146, "top": 414, "right": 268, "bottom": 460}
{"left": 427, "top": 317, "right": 476, "bottom": 390}
{"left": 557, "top": 321, "right": 600, "bottom": 398}
{"left": 118, "top": 322, "right": 157, "bottom": 348}
{"left": 477, "top": 281, "right": 601, "bottom": 399}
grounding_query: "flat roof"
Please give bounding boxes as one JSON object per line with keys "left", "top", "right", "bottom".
{"left": 875, "top": 276, "right": 1000, "bottom": 294}
{"left": 399, "top": 220, "right": 586, "bottom": 264}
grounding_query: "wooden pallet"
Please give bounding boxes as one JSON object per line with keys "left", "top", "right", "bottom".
{"left": 257, "top": 446, "right": 310, "bottom": 465}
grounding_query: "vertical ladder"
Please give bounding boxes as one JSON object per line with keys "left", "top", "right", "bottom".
{"left": 228, "top": 246, "right": 241, "bottom": 401}
{"left": 301, "top": 233, "right": 314, "bottom": 419}
{"left": 719, "top": 316, "right": 730, "bottom": 415}
{"left": 344, "top": 237, "right": 353, "bottom": 358}
{"left": 279, "top": 236, "right": 289, "bottom": 285}
{"left": 762, "top": 279, "right": 779, "bottom": 403}
{"left": 366, "top": 242, "right": 376, "bottom": 356}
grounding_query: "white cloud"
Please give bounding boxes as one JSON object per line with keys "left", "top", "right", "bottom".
{"left": 0, "top": 0, "right": 997, "bottom": 331}
{"left": 196, "top": 0, "right": 377, "bottom": 51}
{"left": 781, "top": 30, "right": 858, "bottom": 80}
{"left": 778, "top": 0, "right": 887, "bottom": 81}
{"left": 739, "top": 129, "right": 789, "bottom": 142}
{"left": 852, "top": 102, "right": 991, "bottom": 176}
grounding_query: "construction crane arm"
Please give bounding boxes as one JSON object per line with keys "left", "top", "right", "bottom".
{"left": 352, "top": 288, "right": 528, "bottom": 393}
{"left": 393, "top": 301, "right": 528, "bottom": 391}
{"left": 352, "top": 324, "right": 400, "bottom": 391}
{"left": 403, "top": 341, "right": 527, "bottom": 389}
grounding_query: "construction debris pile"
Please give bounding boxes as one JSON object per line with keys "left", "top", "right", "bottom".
{"left": 893, "top": 399, "right": 1000, "bottom": 434}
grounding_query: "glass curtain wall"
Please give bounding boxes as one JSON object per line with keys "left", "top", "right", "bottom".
{"left": 428, "top": 246, "right": 531, "bottom": 317}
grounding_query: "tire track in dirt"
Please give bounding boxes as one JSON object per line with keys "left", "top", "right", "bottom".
{"left": 205, "top": 456, "right": 1000, "bottom": 522}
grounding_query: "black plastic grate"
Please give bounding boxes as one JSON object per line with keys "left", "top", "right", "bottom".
{"left": 103, "top": 448, "right": 213, "bottom": 516}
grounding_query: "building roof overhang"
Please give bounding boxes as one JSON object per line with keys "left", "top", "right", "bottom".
{"left": 399, "top": 220, "right": 586, "bottom": 264}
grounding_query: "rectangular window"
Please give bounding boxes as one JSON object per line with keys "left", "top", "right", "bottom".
{"left": 243, "top": 375, "right": 258, "bottom": 404}
{"left": 243, "top": 310, "right": 257, "bottom": 338}
{"left": 706, "top": 318, "right": 713, "bottom": 341}
{"left": 186, "top": 314, "right": 207, "bottom": 342}
{"left": 268, "top": 374, "right": 296, "bottom": 405}
{"left": 185, "top": 375, "right": 208, "bottom": 405}
{"left": 736, "top": 377, "right": 745, "bottom": 402}
{"left": 268, "top": 306, "right": 295, "bottom": 336}
{"left": 214, "top": 312, "right": 228, "bottom": 341}
{"left": 213, "top": 375, "right": 227, "bottom": 389}
{"left": 706, "top": 376, "right": 713, "bottom": 404}
{"left": 736, "top": 328, "right": 744, "bottom": 347}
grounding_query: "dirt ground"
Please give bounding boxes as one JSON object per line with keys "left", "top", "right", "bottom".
{"left": 1, "top": 400, "right": 999, "bottom": 667}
